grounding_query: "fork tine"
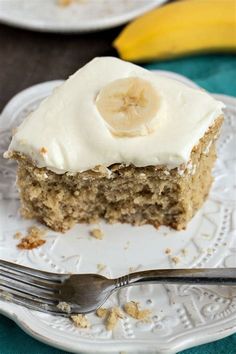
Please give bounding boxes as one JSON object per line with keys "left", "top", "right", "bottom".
{"left": 0, "top": 286, "right": 64, "bottom": 316}
{"left": 0, "top": 281, "right": 58, "bottom": 305}
{"left": 0, "top": 260, "right": 76, "bottom": 316}
{"left": 0, "top": 272, "right": 61, "bottom": 301}
{"left": 0, "top": 259, "right": 64, "bottom": 282}
{"left": 0, "top": 267, "right": 61, "bottom": 291}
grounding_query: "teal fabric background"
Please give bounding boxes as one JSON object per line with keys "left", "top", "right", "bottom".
{"left": 1, "top": 54, "right": 236, "bottom": 354}
{"left": 145, "top": 54, "right": 236, "bottom": 96}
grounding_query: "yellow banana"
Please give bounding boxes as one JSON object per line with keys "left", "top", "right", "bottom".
{"left": 113, "top": 0, "right": 236, "bottom": 62}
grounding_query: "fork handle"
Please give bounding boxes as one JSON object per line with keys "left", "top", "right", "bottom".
{"left": 116, "top": 268, "right": 236, "bottom": 287}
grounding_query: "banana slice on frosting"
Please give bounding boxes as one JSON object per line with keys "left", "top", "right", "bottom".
{"left": 95, "top": 77, "right": 159, "bottom": 137}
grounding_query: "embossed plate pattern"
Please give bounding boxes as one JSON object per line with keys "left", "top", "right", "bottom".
{"left": 0, "top": 72, "right": 236, "bottom": 354}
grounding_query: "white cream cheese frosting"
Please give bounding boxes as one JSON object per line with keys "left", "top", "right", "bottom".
{"left": 6, "top": 57, "right": 224, "bottom": 173}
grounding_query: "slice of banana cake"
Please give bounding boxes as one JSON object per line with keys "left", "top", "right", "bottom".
{"left": 5, "top": 57, "right": 224, "bottom": 232}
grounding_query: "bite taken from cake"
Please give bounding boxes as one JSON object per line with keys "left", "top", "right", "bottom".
{"left": 4, "top": 57, "right": 224, "bottom": 232}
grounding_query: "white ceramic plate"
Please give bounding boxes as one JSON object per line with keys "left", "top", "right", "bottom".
{"left": 0, "top": 0, "right": 167, "bottom": 33}
{"left": 0, "top": 71, "right": 236, "bottom": 354}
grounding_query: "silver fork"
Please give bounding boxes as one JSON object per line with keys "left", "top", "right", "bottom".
{"left": 0, "top": 259, "right": 236, "bottom": 316}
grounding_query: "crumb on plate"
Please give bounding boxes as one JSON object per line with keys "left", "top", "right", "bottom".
{"left": 90, "top": 228, "right": 104, "bottom": 240}
{"left": 96, "top": 306, "right": 124, "bottom": 330}
{"left": 96, "top": 307, "right": 108, "bottom": 318}
{"left": 106, "top": 307, "right": 124, "bottom": 331}
{"left": 124, "top": 301, "right": 151, "bottom": 320}
{"left": 58, "top": 0, "right": 86, "bottom": 6}
{"left": 17, "top": 226, "right": 46, "bottom": 250}
{"left": 57, "top": 301, "right": 71, "bottom": 314}
{"left": 71, "top": 314, "right": 90, "bottom": 328}
{"left": 14, "top": 231, "right": 23, "bottom": 239}
{"left": 58, "top": 0, "right": 73, "bottom": 6}
{"left": 39, "top": 147, "right": 48, "bottom": 154}
{"left": 171, "top": 256, "right": 180, "bottom": 264}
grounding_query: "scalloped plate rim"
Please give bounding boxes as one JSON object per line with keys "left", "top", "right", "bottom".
{"left": 1, "top": 303, "right": 236, "bottom": 354}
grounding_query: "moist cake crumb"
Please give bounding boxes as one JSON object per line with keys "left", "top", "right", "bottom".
{"left": 124, "top": 301, "right": 151, "bottom": 320}
{"left": 58, "top": 0, "right": 86, "bottom": 6}
{"left": 171, "top": 256, "right": 180, "bottom": 264}
{"left": 106, "top": 307, "right": 124, "bottom": 330}
{"left": 71, "top": 314, "right": 90, "bottom": 328}
{"left": 57, "top": 301, "right": 71, "bottom": 313}
{"left": 39, "top": 147, "right": 48, "bottom": 154}
{"left": 96, "top": 307, "right": 124, "bottom": 330}
{"left": 17, "top": 226, "right": 46, "bottom": 250}
{"left": 90, "top": 228, "right": 104, "bottom": 240}
{"left": 14, "top": 231, "right": 23, "bottom": 239}
{"left": 96, "top": 307, "right": 108, "bottom": 318}
{"left": 58, "top": 0, "right": 73, "bottom": 6}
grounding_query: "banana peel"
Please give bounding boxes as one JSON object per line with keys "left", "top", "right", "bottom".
{"left": 113, "top": 0, "right": 236, "bottom": 62}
